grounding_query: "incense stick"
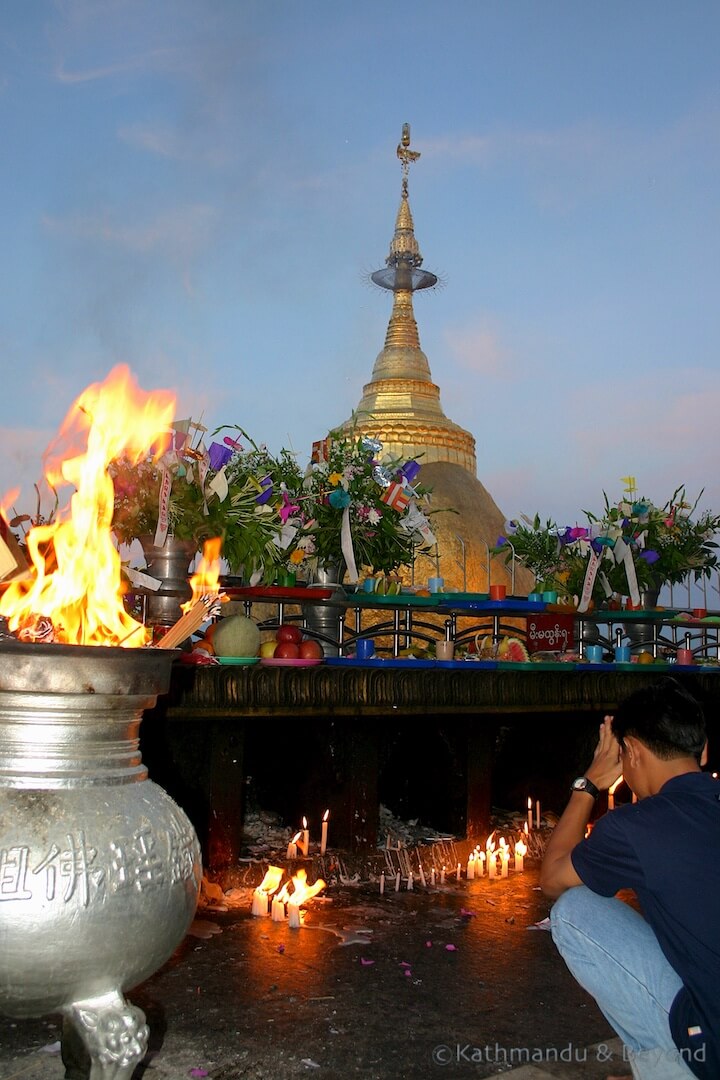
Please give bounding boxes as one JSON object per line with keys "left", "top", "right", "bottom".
{"left": 157, "top": 595, "right": 213, "bottom": 650}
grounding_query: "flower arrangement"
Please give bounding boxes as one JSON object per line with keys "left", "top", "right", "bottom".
{"left": 288, "top": 428, "right": 436, "bottom": 580}
{"left": 495, "top": 482, "right": 720, "bottom": 606}
{"left": 109, "top": 422, "right": 299, "bottom": 578}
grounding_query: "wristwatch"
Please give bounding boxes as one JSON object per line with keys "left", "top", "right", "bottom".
{"left": 571, "top": 776, "right": 600, "bottom": 799}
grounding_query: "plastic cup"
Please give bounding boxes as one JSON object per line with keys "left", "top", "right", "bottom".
{"left": 436, "top": 641, "right": 455, "bottom": 661}
{"left": 614, "top": 646, "right": 631, "bottom": 663}
{"left": 528, "top": 592, "right": 543, "bottom": 603}
{"left": 542, "top": 590, "right": 558, "bottom": 603}
{"left": 356, "top": 638, "right": 376, "bottom": 659}
{"left": 428, "top": 577, "right": 444, "bottom": 593}
{"left": 489, "top": 584, "right": 507, "bottom": 601}
{"left": 585, "top": 645, "right": 604, "bottom": 663}
{"left": 676, "top": 648, "right": 694, "bottom": 666}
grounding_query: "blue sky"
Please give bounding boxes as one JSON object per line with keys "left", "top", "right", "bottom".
{"left": 1, "top": 0, "right": 719, "bottom": 538}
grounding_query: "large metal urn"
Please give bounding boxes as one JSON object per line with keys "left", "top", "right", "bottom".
{"left": 0, "top": 642, "right": 201, "bottom": 1079}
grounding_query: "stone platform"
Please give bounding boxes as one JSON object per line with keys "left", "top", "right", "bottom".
{"left": 0, "top": 867, "right": 630, "bottom": 1079}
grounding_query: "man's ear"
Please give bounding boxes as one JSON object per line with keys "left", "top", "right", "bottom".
{"left": 700, "top": 741, "right": 708, "bottom": 767}
{"left": 624, "top": 735, "right": 641, "bottom": 766}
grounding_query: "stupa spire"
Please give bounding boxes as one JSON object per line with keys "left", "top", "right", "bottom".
{"left": 341, "top": 125, "right": 477, "bottom": 475}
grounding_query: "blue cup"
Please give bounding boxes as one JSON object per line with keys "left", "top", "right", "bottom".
{"left": 528, "top": 592, "right": 543, "bottom": 603}
{"left": 362, "top": 578, "right": 376, "bottom": 593}
{"left": 356, "top": 638, "right": 376, "bottom": 659}
{"left": 542, "top": 590, "right": 558, "bottom": 603}
{"left": 585, "top": 645, "right": 604, "bottom": 663}
{"left": 615, "top": 646, "right": 631, "bottom": 663}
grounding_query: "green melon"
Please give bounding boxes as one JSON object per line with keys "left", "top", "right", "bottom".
{"left": 212, "top": 615, "right": 261, "bottom": 658}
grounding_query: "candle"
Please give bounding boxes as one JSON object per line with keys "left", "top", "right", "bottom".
{"left": 395, "top": 871, "right": 401, "bottom": 892}
{"left": 514, "top": 839, "right": 526, "bottom": 872}
{"left": 527, "top": 797, "right": 533, "bottom": 833}
{"left": 456, "top": 862, "right": 462, "bottom": 880}
{"left": 271, "top": 896, "right": 285, "bottom": 922}
{"left": 287, "top": 901, "right": 301, "bottom": 929}
{"left": 251, "top": 888, "right": 268, "bottom": 917}
{"left": 300, "top": 816, "right": 310, "bottom": 858}
{"left": 430, "top": 867, "right": 436, "bottom": 887}
{"left": 418, "top": 862, "right": 426, "bottom": 887}
{"left": 500, "top": 851, "right": 509, "bottom": 878}
{"left": 477, "top": 850, "right": 486, "bottom": 877}
{"left": 487, "top": 845, "right": 496, "bottom": 879}
{"left": 286, "top": 830, "right": 301, "bottom": 860}
{"left": 608, "top": 776, "right": 623, "bottom": 811}
{"left": 320, "top": 809, "right": 329, "bottom": 855}
{"left": 379, "top": 872, "right": 385, "bottom": 895}
{"left": 440, "top": 866, "right": 446, "bottom": 885}
{"left": 407, "top": 871, "right": 414, "bottom": 891}
{"left": 535, "top": 800, "right": 541, "bottom": 830}
{"left": 466, "top": 854, "right": 475, "bottom": 880}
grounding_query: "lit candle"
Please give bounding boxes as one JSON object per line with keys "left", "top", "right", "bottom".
{"left": 251, "top": 888, "right": 268, "bottom": 917}
{"left": 395, "top": 871, "right": 401, "bottom": 892}
{"left": 456, "top": 862, "right": 462, "bottom": 880}
{"left": 320, "top": 809, "right": 329, "bottom": 855}
{"left": 271, "top": 896, "right": 285, "bottom": 922}
{"left": 430, "top": 867, "right": 436, "bottom": 887}
{"left": 527, "top": 797, "right": 533, "bottom": 833}
{"left": 287, "top": 901, "right": 301, "bottom": 929}
{"left": 407, "top": 871, "right": 414, "bottom": 891}
{"left": 487, "top": 843, "right": 497, "bottom": 879}
{"left": 535, "top": 800, "right": 541, "bottom": 830}
{"left": 286, "top": 830, "right": 301, "bottom": 860}
{"left": 500, "top": 851, "right": 510, "bottom": 878}
{"left": 300, "top": 816, "right": 310, "bottom": 858}
{"left": 477, "top": 850, "right": 486, "bottom": 877}
{"left": 418, "top": 862, "right": 426, "bottom": 887}
{"left": 514, "top": 839, "right": 526, "bottom": 872}
{"left": 608, "top": 776, "right": 623, "bottom": 811}
{"left": 466, "top": 854, "right": 475, "bottom": 880}
{"left": 379, "top": 872, "right": 385, "bottom": 895}
{"left": 440, "top": 865, "right": 446, "bottom": 885}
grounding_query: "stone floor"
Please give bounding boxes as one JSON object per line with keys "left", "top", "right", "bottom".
{"left": 0, "top": 868, "right": 630, "bottom": 1080}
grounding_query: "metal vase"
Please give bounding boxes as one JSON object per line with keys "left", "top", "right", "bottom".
{"left": 139, "top": 534, "right": 196, "bottom": 628}
{"left": 0, "top": 642, "right": 201, "bottom": 1080}
{"left": 304, "top": 560, "right": 346, "bottom": 656}
{"left": 624, "top": 587, "right": 661, "bottom": 655}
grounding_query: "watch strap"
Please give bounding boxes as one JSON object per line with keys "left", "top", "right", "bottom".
{"left": 571, "top": 776, "right": 600, "bottom": 799}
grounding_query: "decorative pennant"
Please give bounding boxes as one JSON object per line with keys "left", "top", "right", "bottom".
{"left": 153, "top": 466, "right": 172, "bottom": 547}
{"left": 577, "top": 549, "right": 601, "bottom": 614}
{"left": 340, "top": 505, "right": 358, "bottom": 583}
{"left": 380, "top": 482, "right": 410, "bottom": 514}
{"left": 207, "top": 467, "right": 229, "bottom": 502}
{"left": 311, "top": 438, "right": 331, "bottom": 464}
{"left": 623, "top": 547, "right": 641, "bottom": 608}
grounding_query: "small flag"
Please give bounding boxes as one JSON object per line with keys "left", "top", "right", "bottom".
{"left": 381, "top": 482, "right": 410, "bottom": 513}
{"left": 311, "top": 438, "right": 331, "bottom": 464}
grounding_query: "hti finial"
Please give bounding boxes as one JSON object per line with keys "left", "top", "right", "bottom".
{"left": 397, "top": 123, "right": 421, "bottom": 195}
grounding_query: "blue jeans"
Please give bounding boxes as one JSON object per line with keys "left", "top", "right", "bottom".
{"left": 550, "top": 887, "right": 696, "bottom": 1080}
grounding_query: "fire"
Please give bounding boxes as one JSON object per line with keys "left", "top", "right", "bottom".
{"left": 286, "top": 868, "right": 326, "bottom": 927}
{"left": 0, "top": 365, "right": 175, "bottom": 647}
{"left": 184, "top": 537, "right": 225, "bottom": 610}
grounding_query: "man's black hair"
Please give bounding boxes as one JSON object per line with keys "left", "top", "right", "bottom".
{"left": 611, "top": 677, "right": 706, "bottom": 763}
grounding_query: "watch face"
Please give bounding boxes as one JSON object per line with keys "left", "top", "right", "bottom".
{"left": 573, "top": 778, "right": 587, "bottom": 790}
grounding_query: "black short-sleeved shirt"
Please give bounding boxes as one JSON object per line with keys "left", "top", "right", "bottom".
{"left": 571, "top": 772, "right": 720, "bottom": 1080}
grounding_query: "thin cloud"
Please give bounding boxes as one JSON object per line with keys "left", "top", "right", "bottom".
{"left": 444, "top": 318, "right": 516, "bottom": 379}
{"left": 54, "top": 46, "right": 177, "bottom": 84}
{"left": 42, "top": 203, "right": 218, "bottom": 258}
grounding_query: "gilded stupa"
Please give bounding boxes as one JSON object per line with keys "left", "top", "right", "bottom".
{"left": 338, "top": 125, "right": 530, "bottom": 593}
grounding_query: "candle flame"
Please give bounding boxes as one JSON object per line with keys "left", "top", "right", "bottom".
{"left": 514, "top": 839, "right": 527, "bottom": 857}
{"left": 257, "top": 865, "right": 284, "bottom": 895}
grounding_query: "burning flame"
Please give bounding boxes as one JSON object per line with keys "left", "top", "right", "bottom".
{"left": 514, "top": 839, "right": 527, "bottom": 858}
{"left": 0, "top": 365, "right": 175, "bottom": 646}
{"left": 288, "top": 868, "right": 326, "bottom": 907}
{"left": 257, "top": 866, "right": 284, "bottom": 895}
{"left": 185, "top": 537, "right": 224, "bottom": 610}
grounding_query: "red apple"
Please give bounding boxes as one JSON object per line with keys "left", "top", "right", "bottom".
{"left": 299, "top": 639, "right": 324, "bottom": 660}
{"left": 274, "top": 641, "right": 300, "bottom": 659}
{"left": 276, "top": 624, "right": 303, "bottom": 645}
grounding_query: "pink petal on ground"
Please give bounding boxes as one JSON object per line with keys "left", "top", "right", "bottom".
{"left": 404, "top": 969, "right": 412, "bottom": 977}
{"left": 445, "top": 944, "right": 457, "bottom": 952}
{"left": 360, "top": 957, "right": 375, "bottom": 966}
{"left": 425, "top": 940, "right": 433, "bottom": 947}
{"left": 400, "top": 961, "right": 412, "bottom": 967}
{"left": 190, "top": 1071, "right": 209, "bottom": 1078}
{"left": 277, "top": 944, "right": 285, "bottom": 953}
{"left": 460, "top": 908, "right": 476, "bottom": 917}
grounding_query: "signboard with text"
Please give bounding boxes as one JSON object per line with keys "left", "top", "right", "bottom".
{"left": 526, "top": 613, "right": 575, "bottom": 654}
